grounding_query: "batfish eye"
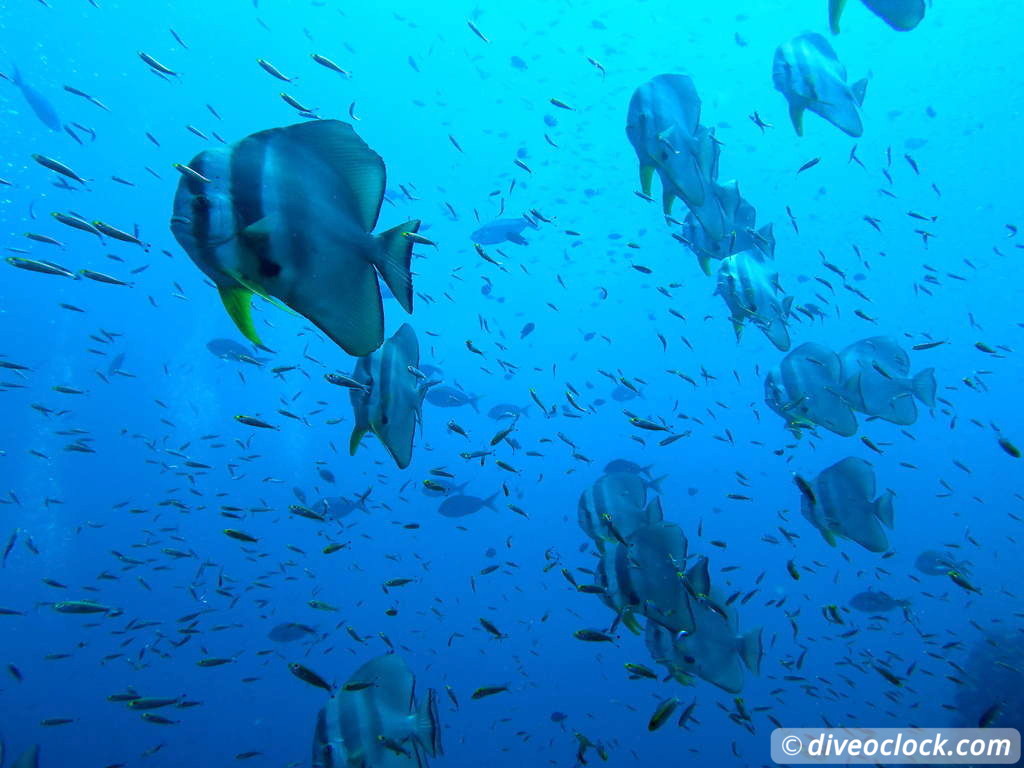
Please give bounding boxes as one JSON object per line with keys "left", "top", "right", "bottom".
{"left": 193, "top": 195, "right": 211, "bottom": 212}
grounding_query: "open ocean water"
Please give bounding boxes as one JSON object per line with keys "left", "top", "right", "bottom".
{"left": 1, "top": 0, "right": 1022, "bottom": 766}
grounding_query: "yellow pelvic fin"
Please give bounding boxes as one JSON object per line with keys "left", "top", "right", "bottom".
{"left": 217, "top": 285, "right": 262, "bottom": 346}
{"left": 224, "top": 268, "right": 296, "bottom": 317}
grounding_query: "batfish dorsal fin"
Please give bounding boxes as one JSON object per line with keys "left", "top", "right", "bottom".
{"left": 803, "top": 32, "right": 838, "bottom": 62}
{"left": 217, "top": 285, "right": 262, "bottom": 345}
{"left": 360, "top": 653, "right": 416, "bottom": 714}
{"left": 851, "top": 77, "right": 869, "bottom": 106}
{"left": 270, "top": 120, "right": 386, "bottom": 233}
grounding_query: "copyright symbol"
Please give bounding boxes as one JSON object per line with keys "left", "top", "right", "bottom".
{"left": 781, "top": 735, "right": 803, "bottom": 756}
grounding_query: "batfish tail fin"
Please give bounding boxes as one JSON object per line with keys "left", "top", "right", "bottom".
{"left": 874, "top": 490, "right": 895, "bottom": 528}
{"left": 755, "top": 222, "right": 776, "bottom": 257}
{"left": 765, "top": 317, "right": 791, "bottom": 351}
{"left": 415, "top": 688, "right": 443, "bottom": 757}
{"left": 829, "top": 0, "right": 848, "bottom": 34}
{"left": 482, "top": 492, "right": 499, "bottom": 511}
{"left": 218, "top": 285, "right": 262, "bottom": 346}
{"left": 646, "top": 474, "right": 669, "bottom": 494}
{"left": 912, "top": 367, "right": 936, "bottom": 406}
{"left": 852, "top": 77, "right": 869, "bottom": 106}
{"left": 372, "top": 220, "right": 418, "bottom": 314}
{"left": 739, "top": 628, "right": 764, "bottom": 674}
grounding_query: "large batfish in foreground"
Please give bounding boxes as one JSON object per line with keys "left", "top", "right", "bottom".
{"left": 800, "top": 457, "right": 894, "bottom": 552}
{"left": 772, "top": 32, "right": 868, "bottom": 137}
{"left": 171, "top": 120, "right": 419, "bottom": 357}
{"left": 715, "top": 249, "right": 793, "bottom": 351}
{"left": 626, "top": 74, "right": 720, "bottom": 214}
{"left": 349, "top": 324, "right": 428, "bottom": 470}
{"left": 312, "top": 653, "right": 442, "bottom": 768}
{"left": 829, "top": 0, "right": 927, "bottom": 33}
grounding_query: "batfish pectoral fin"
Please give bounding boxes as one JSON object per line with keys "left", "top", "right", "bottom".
{"left": 697, "top": 252, "right": 713, "bottom": 277}
{"left": 371, "top": 220, "right": 418, "bottom": 314}
{"left": 238, "top": 216, "right": 273, "bottom": 250}
{"left": 829, "top": 0, "right": 849, "bottom": 34}
{"left": 788, "top": 102, "right": 805, "bottom": 136}
{"left": 217, "top": 285, "right": 262, "bottom": 346}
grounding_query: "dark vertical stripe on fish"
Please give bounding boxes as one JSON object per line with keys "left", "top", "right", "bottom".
{"left": 230, "top": 131, "right": 275, "bottom": 278}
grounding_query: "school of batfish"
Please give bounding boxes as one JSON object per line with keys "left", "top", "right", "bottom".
{"left": 2, "top": 0, "right": 1023, "bottom": 765}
